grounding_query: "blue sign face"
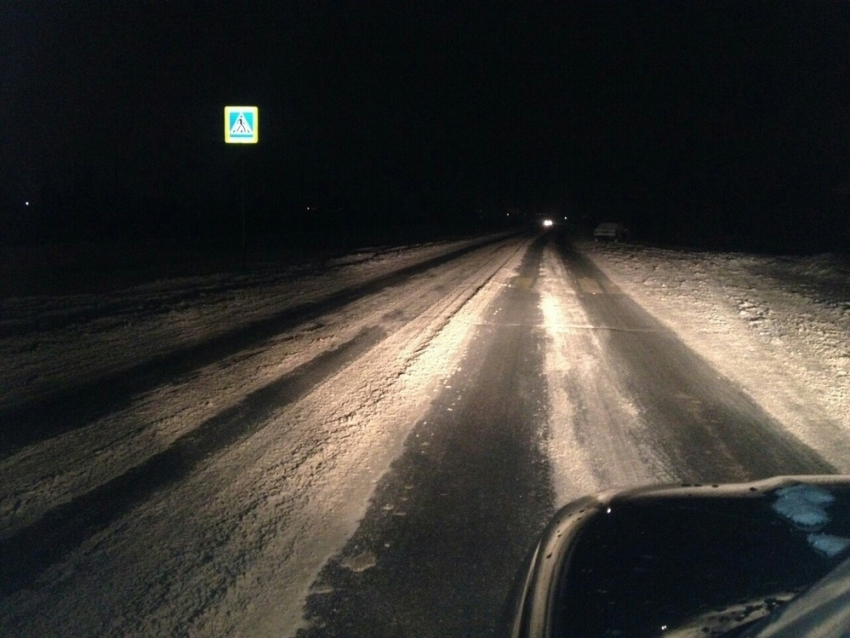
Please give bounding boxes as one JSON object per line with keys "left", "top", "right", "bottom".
{"left": 224, "top": 107, "right": 258, "bottom": 144}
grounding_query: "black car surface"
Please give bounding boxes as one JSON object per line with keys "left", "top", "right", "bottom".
{"left": 507, "top": 476, "right": 850, "bottom": 638}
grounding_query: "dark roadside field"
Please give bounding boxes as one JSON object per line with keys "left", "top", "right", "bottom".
{"left": 1, "top": 225, "right": 511, "bottom": 299}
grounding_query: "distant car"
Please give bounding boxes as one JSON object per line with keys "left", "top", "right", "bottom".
{"left": 593, "top": 222, "right": 629, "bottom": 242}
{"left": 505, "top": 476, "right": 850, "bottom": 638}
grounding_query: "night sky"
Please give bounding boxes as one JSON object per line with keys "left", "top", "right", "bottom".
{"left": 3, "top": 1, "right": 850, "bottom": 251}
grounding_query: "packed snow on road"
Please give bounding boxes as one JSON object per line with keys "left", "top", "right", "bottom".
{"left": 1, "top": 232, "right": 848, "bottom": 636}
{"left": 581, "top": 240, "right": 850, "bottom": 473}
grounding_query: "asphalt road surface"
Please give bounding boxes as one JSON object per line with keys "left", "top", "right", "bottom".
{"left": 298, "top": 232, "right": 832, "bottom": 637}
{"left": 0, "top": 231, "right": 833, "bottom": 637}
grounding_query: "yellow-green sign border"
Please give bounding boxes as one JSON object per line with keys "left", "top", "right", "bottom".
{"left": 224, "top": 106, "right": 259, "bottom": 144}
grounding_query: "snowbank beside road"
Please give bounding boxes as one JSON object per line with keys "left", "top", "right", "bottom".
{"left": 579, "top": 240, "right": 850, "bottom": 471}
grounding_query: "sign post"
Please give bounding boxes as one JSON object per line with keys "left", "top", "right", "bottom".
{"left": 224, "top": 106, "right": 258, "bottom": 268}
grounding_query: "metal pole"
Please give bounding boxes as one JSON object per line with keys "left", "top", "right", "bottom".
{"left": 240, "top": 152, "right": 247, "bottom": 270}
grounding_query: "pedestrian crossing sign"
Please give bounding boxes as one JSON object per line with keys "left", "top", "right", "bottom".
{"left": 224, "top": 106, "right": 258, "bottom": 144}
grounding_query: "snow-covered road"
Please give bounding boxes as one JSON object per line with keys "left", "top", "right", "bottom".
{"left": 1, "top": 231, "right": 848, "bottom": 637}
{"left": 581, "top": 239, "right": 850, "bottom": 473}
{"left": 1, "top": 233, "right": 523, "bottom": 635}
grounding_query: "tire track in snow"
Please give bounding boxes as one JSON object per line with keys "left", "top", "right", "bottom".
{"left": 0, "top": 235, "right": 512, "bottom": 458}
{"left": 0, "top": 326, "right": 386, "bottom": 595}
{"left": 554, "top": 237, "right": 834, "bottom": 482}
{"left": 294, "top": 234, "right": 552, "bottom": 638}
{"left": 193, "top": 239, "right": 531, "bottom": 638}
{"left": 0, "top": 241, "right": 520, "bottom": 542}
{"left": 538, "top": 240, "right": 666, "bottom": 503}
{"left": 0, "top": 238, "right": 530, "bottom": 634}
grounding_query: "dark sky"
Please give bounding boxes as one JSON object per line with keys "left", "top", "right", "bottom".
{"left": 3, "top": 1, "right": 850, "bottom": 247}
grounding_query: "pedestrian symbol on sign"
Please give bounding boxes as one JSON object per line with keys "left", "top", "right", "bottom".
{"left": 224, "top": 106, "right": 258, "bottom": 144}
{"left": 231, "top": 113, "right": 252, "bottom": 135}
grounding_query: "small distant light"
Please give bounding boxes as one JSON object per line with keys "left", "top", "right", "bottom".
{"left": 564, "top": 216, "right": 568, "bottom": 220}
{"left": 542, "top": 219, "right": 553, "bottom": 227}
{"left": 24, "top": 201, "right": 29, "bottom": 206}
{"left": 506, "top": 213, "right": 510, "bottom": 216}
{"left": 661, "top": 626, "right": 667, "bottom": 631}
{"left": 606, "top": 507, "right": 612, "bottom": 514}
